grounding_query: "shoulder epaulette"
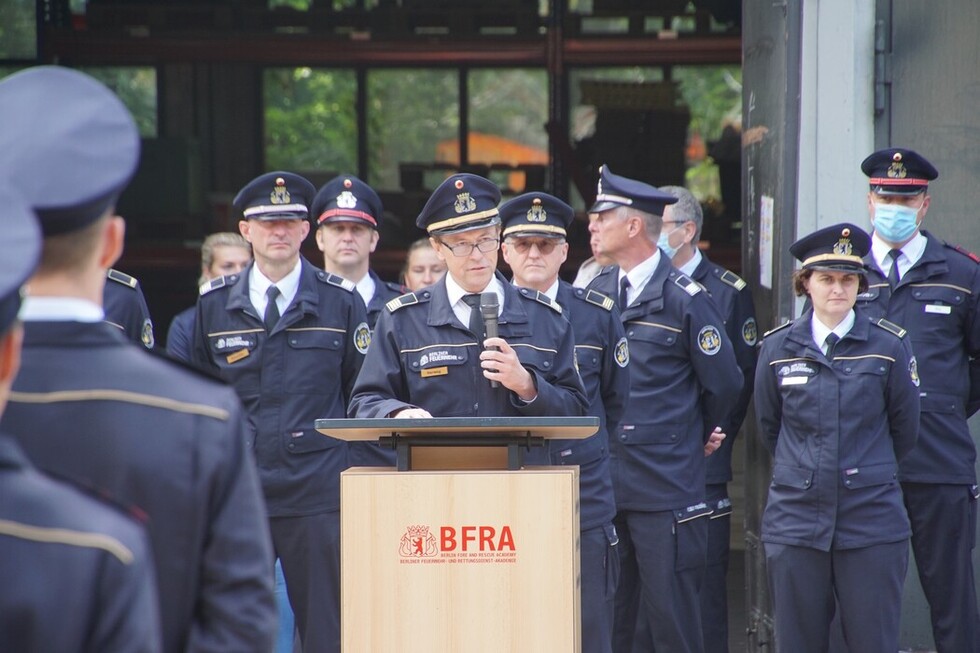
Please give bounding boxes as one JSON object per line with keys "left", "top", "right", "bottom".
{"left": 946, "top": 242, "right": 980, "bottom": 264}
{"left": 386, "top": 292, "right": 422, "bottom": 312}
{"left": 582, "top": 289, "right": 615, "bottom": 311}
{"left": 673, "top": 273, "right": 702, "bottom": 296}
{"left": 519, "top": 288, "right": 562, "bottom": 314}
{"left": 317, "top": 271, "right": 356, "bottom": 292}
{"left": 763, "top": 321, "right": 792, "bottom": 338}
{"left": 874, "top": 317, "right": 908, "bottom": 338}
{"left": 719, "top": 269, "right": 747, "bottom": 291}
{"left": 200, "top": 276, "right": 228, "bottom": 296}
{"left": 107, "top": 268, "right": 138, "bottom": 289}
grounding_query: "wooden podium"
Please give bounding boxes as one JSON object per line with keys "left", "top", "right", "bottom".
{"left": 316, "top": 417, "right": 598, "bottom": 653}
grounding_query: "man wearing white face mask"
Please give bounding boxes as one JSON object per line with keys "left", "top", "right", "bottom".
{"left": 856, "top": 148, "right": 980, "bottom": 653}
{"left": 659, "top": 185, "right": 758, "bottom": 653}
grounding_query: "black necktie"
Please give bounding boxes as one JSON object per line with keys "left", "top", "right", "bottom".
{"left": 824, "top": 332, "right": 840, "bottom": 360}
{"left": 461, "top": 293, "right": 484, "bottom": 338}
{"left": 887, "top": 249, "right": 902, "bottom": 288}
{"left": 619, "top": 277, "right": 631, "bottom": 312}
{"left": 264, "top": 285, "right": 281, "bottom": 332}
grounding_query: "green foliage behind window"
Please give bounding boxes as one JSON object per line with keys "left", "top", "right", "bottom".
{"left": 264, "top": 67, "right": 358, "bottom": 174}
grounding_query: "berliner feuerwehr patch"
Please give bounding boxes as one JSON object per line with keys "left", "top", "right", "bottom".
{"left": 909, "top": 356, "right": 920, "bottom": 387}
{"left": 353, "top": 322, "right": 371, "bottom": 354}
{"left": 698, "top": 325, "right": 722, "bottom": 356}
{"left": 614, "top": 337, "right": 630, "bottom": 367}
{"left": 141, "top": 318, "right": 154, "bottom": 349}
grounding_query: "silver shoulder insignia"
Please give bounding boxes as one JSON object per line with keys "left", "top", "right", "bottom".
{"left": 386, "top": 292, "right": 419, "bottom": 312}
{"left": 874, "top": 318, "right": 908, "bottom": 338}
{"left": 107, "top": 268, "right": 138, "bottom": 288}
{"left": 584, "top": 289, "right": 615, "bottom": 311}
{"left": 720, "top": 269, "right": 747, "bottom": 291}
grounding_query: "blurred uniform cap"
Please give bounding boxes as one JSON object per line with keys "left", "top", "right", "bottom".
{"left": 233, "top": 172, "right": 316, "bottom": 221}
{"left": 790, "top": 222, "right": 871, "bottom": 274}
{"left": 0, "top": 186, "right": 42, "bottom": 332}
{"left": 499, "top": 192, "right": 574, "bottom": 239}
{"left": 311, "top": 175, "right": 383, "bottom": 229}
{"left": 0, "top": 66, "right": 140, "bottom": 236}
{"left": 861, "top": 148, "right": 938, "bottom": 196}
{"left": 416, "top": 173, "right": 501, "bottom": 237}
{"left": 589, "top": 164, "right": 678, "bottom": 217}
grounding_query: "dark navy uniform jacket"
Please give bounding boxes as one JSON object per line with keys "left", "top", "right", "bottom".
{"left": 1, "top": 321, "right": 275, "bottom": 653}
{"left": 856, "top": 232, "right": 980, "bottom": 484}
{"left": 754, "top": 309, "right": 920, "bottom": 551}
{"left": 349, "top": 271, "right": 588, "bottom": 421}
{"left": 522, "top": 281, "right": 629, "bottom": 531}
{"left": 104, "top": 268, "right": 155, "bottom": 349}
{"left": 365, "top": 269, "right": 405, "bottom": 330}
{"left": 191, "top": 257, "right": 368, "bottom": 516}
{"left": 0, "top": 436, "right": 161, "bottom": 653}
{"left": 589, "top": 255, "right": 743, "bottom": 512}
{"left": 691, "top": 255, "right": 758, "bottom": 485}
{"left": 165, "top": 305, "right": 195, "bottom": 362}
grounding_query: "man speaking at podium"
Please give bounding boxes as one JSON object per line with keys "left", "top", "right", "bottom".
{"left": 349, "top": 172, "right": 587, "bottom": 424}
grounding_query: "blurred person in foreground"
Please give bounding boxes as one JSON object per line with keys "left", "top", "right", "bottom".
{"left": 0, "top": 66, "right": 276, "bottom": 653}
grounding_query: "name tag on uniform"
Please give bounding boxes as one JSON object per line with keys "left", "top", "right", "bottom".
{"left": 780, "top": 376, "right": 808, "bottom": 386}
{"left": 226, "top": 348, "right": 249, "bottom": 364}
{"left": 420, "top": 366, "right": 448, "bottom": 378}
{"left": 924, "top": 304, "right": 951, "bottom": 315}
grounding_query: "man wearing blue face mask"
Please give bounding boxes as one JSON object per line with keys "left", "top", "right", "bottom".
{"left": 856, "top": 147, "right": 980, "bottom": 653}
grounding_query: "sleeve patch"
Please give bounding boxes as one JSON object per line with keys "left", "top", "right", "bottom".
{"left": 741, "top": 317, "right": 758, "bottom": 346}
{"left": 697, "top": 325, "right": 722, "bottom": 355}
{"left": 353, "top": 322, "right": 371, "bottom": 354}
{"left": 614, "top": 337, "right": 630, "bottom": 367}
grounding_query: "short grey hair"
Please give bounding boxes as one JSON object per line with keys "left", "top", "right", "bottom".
{"left": 659, "top": 185, "right": 703, "bottom": 242}
{"left": 616, "top": 205, "right": 663, "bottom": 246}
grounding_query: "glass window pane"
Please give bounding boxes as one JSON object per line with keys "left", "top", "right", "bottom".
{"left": 264, "top": 67, "right": 357, "bottom": 176}
{"left": 80, "top": 67, "right": 158, "bottom": 138}
{"left": 366, "top": 68, "right": 458, "bottom": 192}
{"left": 0, "top": 0, "right": 37, "bottom": 60}
{"left": 467, "top": 68, "right": 549, "bottom": 195}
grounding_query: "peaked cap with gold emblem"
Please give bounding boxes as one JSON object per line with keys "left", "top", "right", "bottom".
{"left": 498, "top": 191, "right": 574, "bottom": 239}
{"left": 233, "top": 171, "right": 316, "bottom": 221}
{"left": 789, "top": 222, "right": 871, "bottom": 274}
{"left": 416, "top": 173, "right": 501, "bottom": 236}
{"left": 860, "top": 148, "right": 938, "bottom": 196}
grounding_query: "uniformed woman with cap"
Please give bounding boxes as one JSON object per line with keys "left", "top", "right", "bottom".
{"left": 754, "top": 223, "right": 920, "bottom": 653}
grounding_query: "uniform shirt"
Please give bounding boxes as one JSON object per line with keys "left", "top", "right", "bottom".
{"left": 2, "top": 304, "right": 276, "bottom": 653}
{"left": 857, "top": 230, "right": 980, "bottom": 484}
{"left": 191, "top": 257, "right": 370, "bottom": 516}
{"left": 685, "top": 251, "right": 758, "bottom": 485}
{"left": 103, "top": 268, "right": 155, "bottom": 349}
{"left": 349, "top": 271, "right": 587, "bottom": 421}
{"left": 589, "top": 255, "right": 743, "bottom": 512}
{"left": 754, "top": 308, "right": 921, "bottom": 550}
{"left": 870, "top": 231, "right": 927, "bottom": 281}
{"left": 0, "top": 436, "right": 161, "bottom": 653}
{"left": 520, "top": 279, "right": 629, "bottom": 531}
{"left": 811, "top": 309, "right": 856, "bottom": 355}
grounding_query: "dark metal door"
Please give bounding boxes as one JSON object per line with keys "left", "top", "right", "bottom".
{"left": 740, "top": 1, "right": 804, "bottom": 649}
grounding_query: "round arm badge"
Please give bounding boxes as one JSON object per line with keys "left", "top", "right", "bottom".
{"left": 614, "top": 336, "right": 630, "bottom": 368}
{"left": 909, "top": 356, "right": 920, "bottom": 387}
{"left": 742, "top": 317, "right": 758, "bottom": 347}
{"left": 698, "top": 325, "right": 722, "bottom": 356}
{"left": 353, "top": 322, "right": 371, "bottom": 355}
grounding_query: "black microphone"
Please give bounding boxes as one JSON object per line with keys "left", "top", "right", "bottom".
{"left": 480, "top": 292, "right": 500, "bottom": 388}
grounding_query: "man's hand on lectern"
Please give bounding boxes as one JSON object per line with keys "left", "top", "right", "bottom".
{"left": 393, "top": 407, "right": 433, "bottom": 419}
